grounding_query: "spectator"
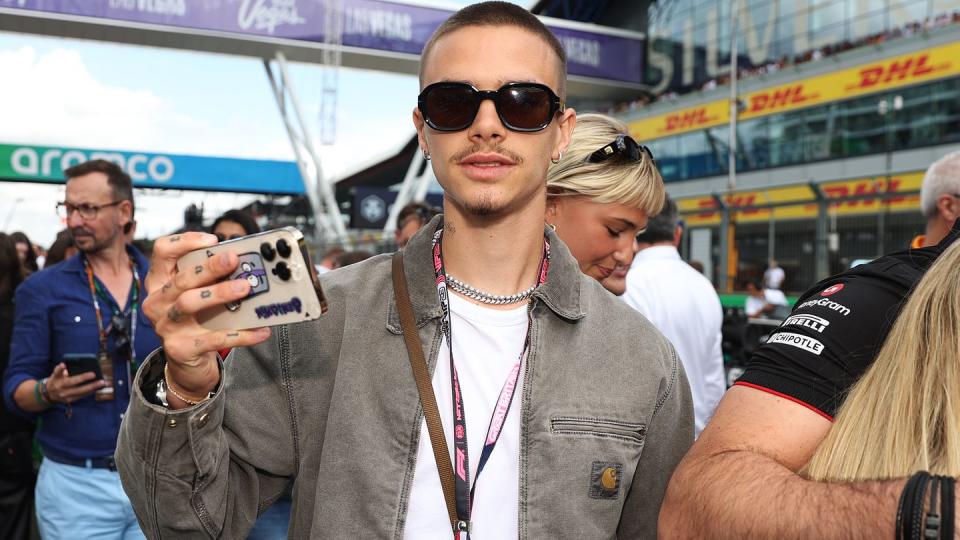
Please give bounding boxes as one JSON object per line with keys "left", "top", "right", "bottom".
{"left": 624, "top": 196, "right": 725, "bottom": 436}
{"left": 688, "top": 260, "right": 705, "bottom": 274}
{"left": 0, "top": 232, "right": 33, "bottom": 540}
{"left": 316, "top": 246, "right": 345, "bottom": 274}
{"left": 211, "top": 209, "right": 260, "bottom": 241}
{"left": 44, "top": 229, "right": 78, "bottom": 268}
{"left": 545, "top": 113, "right": 664, "bottom": 296}
{"left": 10, "top": 232, "right": 38, "bottom": 275}
{"left": 743, "top": 278, "right": 788, "bottom": 318}
{"left": 915, "top": 149, "right": 960, "bottom": 248}
{"left": 763, "top": 258, "right": 785, "bottom": 290}
{"left": 395, "top": 202, "right": 438, "bottom": 248}
{"left": 659, "top": 155, "right": 960, "bottom": 536}
{"left": 2, "top": 159, "right": 160, "bottom": 539}
{"left": 333, "top": 250, "right": 374, "bottom": 268}
{"left": 803, "top": 239, "right": 960, "bottom": 483}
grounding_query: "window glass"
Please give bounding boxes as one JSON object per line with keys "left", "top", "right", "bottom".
{"left": 650, "top": 136, "right": 681, "bottom": 182}
{"left": 738, "top": 117, "right": 770, "bottom": 171}
{"left": 768, "top": 111, "right": 806, "bottom": 166}
{"left": 835, "top": 94, "right": 886, "bottom": 157}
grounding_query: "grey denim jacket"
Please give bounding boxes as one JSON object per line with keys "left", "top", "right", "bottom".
{"left": 116, "top": 216, "right": 694, "bottom": 539}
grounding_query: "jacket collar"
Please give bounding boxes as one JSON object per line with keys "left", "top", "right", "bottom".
{"left": 387, "top": 215, "right": 584, "bottom": 334}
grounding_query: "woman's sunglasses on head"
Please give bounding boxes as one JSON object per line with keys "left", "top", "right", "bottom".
{"left": 588, "top": 135, "right": 656, "bottom": 166}
{"left": 418, "top": 82, "right": 563, "bottom": 132}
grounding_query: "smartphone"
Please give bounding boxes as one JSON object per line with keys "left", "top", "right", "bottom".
{"left": 176, "top": 227, "right": 328, "bottom": 331}
{"left": 63, "top": 353, "right": 104, "bottom": 380}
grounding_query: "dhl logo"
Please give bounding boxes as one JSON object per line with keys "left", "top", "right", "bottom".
{"left": 850, "top": 54, "right": 944, "bottom": 90}
{"left": 659, "top": 108, "right": 715, "bottom": 135}
{"left": 694, "top": 194, "right": 763, "bottom": 218}
{"left": 822, "top": 179, "right": 911, "bottom": 207}
{"left": 747, "top": 85, "right": 816, "bottom": 114}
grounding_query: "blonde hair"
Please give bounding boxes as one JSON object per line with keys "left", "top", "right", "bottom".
{"left": 546, "top": 113, "right": 665, "bottom": 217}
{"left": 804, "top": 241, "right": 960, "bottom": 482}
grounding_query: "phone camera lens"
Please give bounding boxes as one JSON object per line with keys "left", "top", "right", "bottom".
{"left": 273, "top": 262, "right": 292, "bottom": 281}
{"left": 276, "top": 239, "right": 292, "bottom": 258}
{"left": 260, "top": 242, "right": 276, "bottom": 261}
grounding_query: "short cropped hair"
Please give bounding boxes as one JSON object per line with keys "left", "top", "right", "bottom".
{"left": 64, "top": 159, "right": 135, "bottom": 216}
{"left": 546, "top": 114, "right": 665, "bottom": 218}
{"left": 419, "top": 1, "right": 567, "bottom": 99}
{"left": 636, "top": 195, "right": 679, "bottom": 244}
{"left": 920, "top": 150, "right": 960, "bottom": 219}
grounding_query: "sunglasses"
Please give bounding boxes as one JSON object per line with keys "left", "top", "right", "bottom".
{"left": 588, "top": 135, "right": 656, "bottom": 165}
{"left": 418, "top": 82, "right": 563, "bottom": 132}
{"left": 109, "top": 312, "right": 131, "bottom": 359}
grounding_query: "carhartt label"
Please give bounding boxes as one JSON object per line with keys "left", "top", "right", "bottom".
{"left": 783, "top": 314, "right": 830, "bottom": 333}
{"left": 768, "top": 332, "right": 824, "bottom": 355}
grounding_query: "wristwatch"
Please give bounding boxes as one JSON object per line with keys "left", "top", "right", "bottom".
{"left": 155, "top": 378, "right": 169, "bottom": 408}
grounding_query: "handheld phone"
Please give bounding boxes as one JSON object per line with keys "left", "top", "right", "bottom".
{"left": 63, "top": 353, "right": 103, "bottom": 380}
{"left": 177, "top": 227, "right": 328, "bottom": 330}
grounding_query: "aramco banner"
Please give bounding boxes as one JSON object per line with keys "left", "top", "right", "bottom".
{"left": 1, "top": 0, "right": 645, "bottom": 85}
{"left": 0, "top": 143, "right": 304, "bottom": 194}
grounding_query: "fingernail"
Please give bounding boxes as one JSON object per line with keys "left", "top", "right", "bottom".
{"left": 204, "top": 233, "right": 219, "bottom": 243}
{"left": 257, "top": 328, "right": 271, "bottom": 337}
{"left": 232, "top": 281, "right": 248, "bottom": 293}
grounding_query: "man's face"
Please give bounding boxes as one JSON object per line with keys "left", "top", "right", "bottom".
{"left": 414, "top": 25, "right": 575, "bottom": 219}
{"left": 64, "top": 172, "right": 130, "bottom": 255}
{"left": 395, "top": 216, "right": 424, "bottom": 248}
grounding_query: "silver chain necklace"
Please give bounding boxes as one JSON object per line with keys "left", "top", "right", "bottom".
{"left": 444, "top": 274, "right": 537, "bottom": 305}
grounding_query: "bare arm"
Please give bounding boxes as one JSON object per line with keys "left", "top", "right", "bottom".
{"left": 659, "top": 385, "right": 905, "bottom": 539}
{"left": 13, "top": 363, "right": 106, "bottom": 412}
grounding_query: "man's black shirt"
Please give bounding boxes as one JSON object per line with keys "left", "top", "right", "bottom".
{"left": 736, "top": 220, "right": 960, "bottom": 419}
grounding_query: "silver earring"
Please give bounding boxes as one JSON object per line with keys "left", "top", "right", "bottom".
{"left": 422, "top": 149, "right": 431, "bottom": 161}
{"left": 551, "top": 151, "right": 562, "bottom": 164}
{"left": 547, "top": 222, "right": 557, "bottom": 232}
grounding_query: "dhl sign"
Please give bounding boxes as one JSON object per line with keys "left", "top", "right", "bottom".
{"left": 630, "top": 101, "right": 729, "bottom": 140}
{"left": 678, "top": 172, "right": 923, "bottom": 226}
{"left": 631, "top": 41, "right": 960, "bottom": 140}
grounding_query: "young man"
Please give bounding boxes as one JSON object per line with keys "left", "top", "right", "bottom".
{"left": 3, "top": 159, "right": 159, "bottom": 539}
{"left": 115, "top": 3, "right": 692, "bottom": 539}
{"left": 659, "top": 152, "right": 960, "bottom": 537}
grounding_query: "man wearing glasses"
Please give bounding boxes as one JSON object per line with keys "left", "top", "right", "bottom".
{"left": 3, "top": 159, "right": 159, "bottom": 539}
{"left": 115, "top": 2, "right": 692, "bottom": 539}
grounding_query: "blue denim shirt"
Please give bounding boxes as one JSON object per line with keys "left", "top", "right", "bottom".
{"left": 2, "top": 247, "right": 160, "bottom": 460}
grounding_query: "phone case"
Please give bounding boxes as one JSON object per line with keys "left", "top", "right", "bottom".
{"left": 176, "top": 227, "right": 328, "bottom": 330}
{"left": 63, "top": 353, "right": 104, "bottom": 379}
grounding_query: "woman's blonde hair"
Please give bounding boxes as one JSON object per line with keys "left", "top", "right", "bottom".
{"left": 546, "top": 113, "right": 664, "bottom": 217}
{"left": 803, "top": 240, "right": 960, "bottom": 482}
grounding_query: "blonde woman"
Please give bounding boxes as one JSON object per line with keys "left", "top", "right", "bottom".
{"left": 546, "top": 113, "right": 664, "bottom": 295}
{"left": 804, "top": 240, "right": 960, "bottom": 538}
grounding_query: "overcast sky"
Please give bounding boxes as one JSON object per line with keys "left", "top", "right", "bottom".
{"left": 0, "top": 0, "right": 518, "bottom": 247}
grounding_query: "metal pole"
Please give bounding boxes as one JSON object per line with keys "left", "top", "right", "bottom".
{"left": 718, "top": 1, "right": 739, "bottom": 292}
{"left": 812, "top": 182, "right": 830, "bottom": 282}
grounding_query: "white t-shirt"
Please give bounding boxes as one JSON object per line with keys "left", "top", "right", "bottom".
{"left": 744, "top": 288, "right": 788, "bottom": 317}
{"left": 404, "top": 292, "right": 529, "bottom": 540}
{"left": 764, "top": 266, "right": 785, "bottom": 289}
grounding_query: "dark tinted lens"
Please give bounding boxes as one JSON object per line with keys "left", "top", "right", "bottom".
{"left": 497, "top": 86, "right": 551, "bottom": 129}
{"left": 624, "top": 137, "right": 642, "bottom": 161}
{"left": 425, "top": 85, "right": 478, "bottom": 130}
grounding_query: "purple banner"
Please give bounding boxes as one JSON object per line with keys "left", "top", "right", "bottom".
{"left": 2, "top": 0, "right": 644, "bottom": 84}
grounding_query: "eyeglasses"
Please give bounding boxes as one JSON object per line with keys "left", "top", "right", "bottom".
{"left": 56, "top": 200, "right": 124, "bottom": 220}
{"left": 588, "top": 135, "right": 656, "bottom": 166}
{"left": 418, "top": 82, "right": 563, "bottom": 132}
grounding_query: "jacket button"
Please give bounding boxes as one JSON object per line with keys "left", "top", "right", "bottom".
{"left": 601, "top": 467, "right": 618, "bottom": 490}
{"left": 167, "top": 418, "right": 178, "bottom": 428}
{"left": 195, "top": 413, "right": 209, "bottom": 428}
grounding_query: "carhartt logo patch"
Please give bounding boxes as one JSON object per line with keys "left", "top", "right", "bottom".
{"left": 589, "top": 462, "right": 622, "bottom": 499}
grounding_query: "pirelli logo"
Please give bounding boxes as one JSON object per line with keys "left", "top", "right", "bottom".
{"left": 783, "top": 314, "right": 830, "bottom": 334}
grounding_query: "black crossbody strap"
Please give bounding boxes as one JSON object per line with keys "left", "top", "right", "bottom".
{"left": 392, "top": 252, "right": 458, "bottom": 531}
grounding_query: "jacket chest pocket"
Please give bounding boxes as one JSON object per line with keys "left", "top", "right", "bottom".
{"left": 550, "top": 416, "right": 647, "bottom": 445}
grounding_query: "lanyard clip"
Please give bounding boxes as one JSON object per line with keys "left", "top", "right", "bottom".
{"left": 455, "top": 520, "right": 472, "bottom": 535}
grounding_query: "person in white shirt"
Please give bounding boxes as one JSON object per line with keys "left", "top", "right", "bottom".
{"left": 744, "top": 279, "right": 789, "bottom": 318}
{"left": 544, "top": 113, "right": 663, "bottom": 296}
{"left": 623, "top": 196, "right": 725, "bottom": 436}
{"left": 763, "top": 259, "right": 785, "bottom": 290}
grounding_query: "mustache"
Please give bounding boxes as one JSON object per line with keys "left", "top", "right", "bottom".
{"left": 449, "top": 144, "right": 524, "bottom": 165}
{"left": 70, "top": 227, "right": 93, "bottom": 238}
